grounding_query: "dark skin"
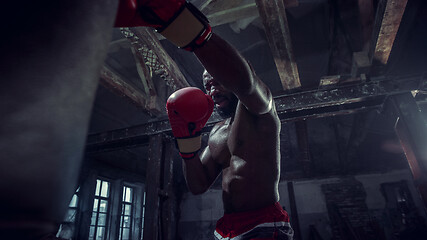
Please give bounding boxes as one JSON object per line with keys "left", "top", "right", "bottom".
{"left": 183, "top": 34, "right": 281, "bottom": 213}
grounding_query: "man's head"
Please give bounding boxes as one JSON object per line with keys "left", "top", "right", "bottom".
{"left": 203, "top": 70, "right": 238, "bottom": 118}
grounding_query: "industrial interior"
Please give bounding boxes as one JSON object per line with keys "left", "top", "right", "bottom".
{"left": 55, "top": 0, "right": 427, "bottom": 239}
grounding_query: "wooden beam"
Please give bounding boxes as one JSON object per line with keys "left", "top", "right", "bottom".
{"left": 255, "top": 0, "right": 301, "bottom": 90}
{"left": 201, "top": 0, "right": 243, "bottom": 15}
{"left": 143, "top": 134, "right": 164, "bottom": 240}
{"left": 86, "top": 74, "right": 427, "bottom": 152}
{"left": 203, "top": 0, "right": 298, "bottom": 27}
{"left": 357, "top": 0, "right": 375, "bottom": 51}
{"left": 99, "top": 66, "right": 162, "bottom": 116}
{"left": 392, "top": 93, "right": 427, "bottom": 209}
{"left": 206, "top": 2, "right": 259, "bottom": 27}
{"left": 121, "top": 27, "right": 190, "bottom": 91}
{"left": 369, "top": 0, "right": 408, "bottom": 65}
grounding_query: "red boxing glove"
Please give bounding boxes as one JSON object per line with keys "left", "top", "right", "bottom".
{"left": 166, "top": 87, "right": 214, "bottom": 159}
{"left": 115, "top": 0, "right": 212, "bottom": 51}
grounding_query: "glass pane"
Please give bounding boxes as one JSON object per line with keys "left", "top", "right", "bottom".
{"left": 123, "top": 216, "right": 130, "bottom": 228}
{"left": 100, "top": 181, "right": 109, "bottom": 198}
{"left": 91, "top": 212, "right": 97, "bottom": 226}
{"left": 93, "top": 199, "right": 99, "bottom": 211}
{"left": 122, "top": 228, "right": 130, "bottom": 240}
{"left": 125, "top": 187, "right": 133, "bottom": 203}
{"left": 95, "top": 179, "right": 101, "bottom": 196}
{"left": 97, "top": 226, "right": 105, "bottom": 240}
{"left": 124, "top": 204, "right": 131, "bottom": 216}
{"left": 89, "top": 226, "right": 95, "bottom": 239}
{"left": 65, "top": 209, "right": 76, "bottom": 222}
{"left": 99, "top": 200, "right": 108, "bottom": 213}
{"left": 98, "top": 213, "right": 107, "bottom": 226}
{"left": 69, "top": 194, "right": 78, "bottom": 208}
{"left": 122, "top": 187, "right": 127, "bottom": 202}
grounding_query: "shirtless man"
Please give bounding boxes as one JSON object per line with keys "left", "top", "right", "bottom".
{"left": 166, "top": 22, "right": 294, "bottom": 240}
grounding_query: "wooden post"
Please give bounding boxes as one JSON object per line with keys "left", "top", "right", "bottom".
{"left": 287, "top": 181, "right": 302, "bottom": 240}
{"left": 391, "top": 93, "right": 427, "bottom": 211}
{"left": 143, "top": 134, "right": 164, "bottom": 240}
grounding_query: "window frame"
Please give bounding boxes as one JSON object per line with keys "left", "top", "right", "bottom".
{"left": 89, "top": 178, "right": 112, "bottom": 240}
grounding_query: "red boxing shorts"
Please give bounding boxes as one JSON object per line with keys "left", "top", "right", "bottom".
{"left": 214, "top": 202, "right": 294, "bottom": 240}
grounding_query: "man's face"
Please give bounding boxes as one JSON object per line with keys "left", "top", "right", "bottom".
{"left": 203, "top": 70, "right": 238, "bottom": 118}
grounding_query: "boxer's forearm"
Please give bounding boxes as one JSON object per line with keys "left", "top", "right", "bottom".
{"left": 194, "top": 33, "right": 256, "bottom": 95}
{"left": 182, "top": 156, "right": 212, "bottom": 195}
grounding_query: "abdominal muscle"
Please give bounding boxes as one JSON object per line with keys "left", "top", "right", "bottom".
{"left": 221, "top": 155, "right": 279, "bottom": 213}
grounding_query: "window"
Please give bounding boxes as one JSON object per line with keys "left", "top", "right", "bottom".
{"left": 119, "top": 186, "right": 134, "bottom": 240}
{"left": 89, "top": 179, "right": 111, "bottom": 240}
{"left": 141, "top": 191, "right": 146, "bottom": 239}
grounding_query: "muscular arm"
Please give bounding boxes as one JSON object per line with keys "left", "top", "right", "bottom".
{"left": 194, "top": 34, "right": 273, "bottom": 115}
{"left": 182, "top": 145, "right": 221, "bottom": 194}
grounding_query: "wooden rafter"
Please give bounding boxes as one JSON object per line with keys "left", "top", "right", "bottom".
{"left": 255, "top": 0, "right": 301, "bottom": 90}
{"left": 99, "top": 66, "right": 162, "bottom": 116}
{"left": 122, "top": 27, "right": 190, "bottom": 91}
{"left": 201, "top": 0, "right": 243, "bottom": 14}
{"left": 201, "top": 0, "right": 298, "bottom": 27}
{"left": 369, "top": 0, "right": 408, "bottom": 65}
{"left": 206, "top": 2, "right": 258, "bottom": 27}
{"left": 357, "top": 0, "right": 375, "bottom": 51}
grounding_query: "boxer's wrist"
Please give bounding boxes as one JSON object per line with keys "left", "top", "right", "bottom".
{"left": 157, "top": 2, "right": 212, "bottom": 51}
{"left": 176, "top": 136, "right": 201, "bottom": 159}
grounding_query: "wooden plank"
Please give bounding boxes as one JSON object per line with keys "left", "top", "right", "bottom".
{"left": 143, "top": 134, "right": 164, "bottom": 240}
{"left": 255, "top": 0, "right": 301, "bottom": 90}
{"left": 206, "top": 2, "right": 259, "bottom": 27}
{"left": 99, "top": 66, "right": 162, "bottom": 116}
{"left": 121, "top": 27, "right": 190, "bottom": 91}
{"left": 160, "top": 139, "right": 176, "bottom": 240}
{"left": 357, "top": 0, "right": 375, "bottom": 50}
{"left": 201, "top": 0, "right": 243, "bottom": 15}
{"left": 369, "top": 0, "right": 408, "bottom": 65}
{"left": 204, "top": 0, "right": 298, "bottom": 27}
{"left": 392, "top": 93, "right": 427, "bottom": 209}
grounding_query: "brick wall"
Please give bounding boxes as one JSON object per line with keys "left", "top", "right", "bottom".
{"left": 321, "top": 177, "right": 375, "bottom": 240}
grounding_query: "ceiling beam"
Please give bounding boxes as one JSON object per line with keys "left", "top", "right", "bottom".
{"left": 121, "top": 27, "right": 190, "bottom": 91}
{"left": 357, "top": 0, "right": 375, "bottom": 50}
{"left": 255, "top": 0, "right": 301, "bottom": 90}
{"left": 206, "top": 2, "right": 258, "bottom": 27}
{"left": 201, "top": 0, "right": 299, "bottom": 27}
{"left": 87, "top": 74, "right": 427, "bottom": 152}
{"left": 369, "top": 0, "right": 408, "bottom": 66}
{"left": 99, "top": 66, "right": 162, "bottom": 116}
{"left": 201, "top": 0, "right": 243, "bottom": 14}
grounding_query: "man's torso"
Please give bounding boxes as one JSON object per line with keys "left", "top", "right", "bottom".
{"left": 208, "top": 101, "right": 281, "bottom": 213}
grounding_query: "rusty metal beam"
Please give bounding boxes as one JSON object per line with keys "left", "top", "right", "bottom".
{"left": 369, "top": 0, "right": 408, "bottom": 66}
{"left": 99, "top": 66, "right": 162, "bottom": 116}
{"left": 121, "top": 27, "right": 190, "bottom": 91}
{"left": 86, "top": 74, "right": 427, "bottom": 152}
{"left": 255, "top": 0, "right": 301, "bottom": 90}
